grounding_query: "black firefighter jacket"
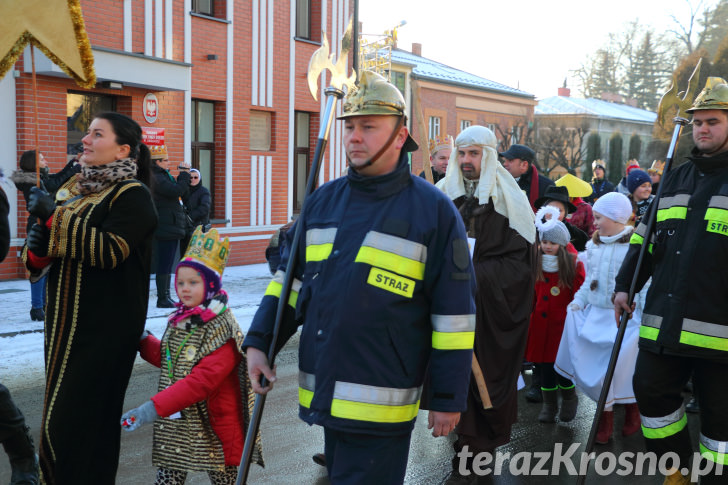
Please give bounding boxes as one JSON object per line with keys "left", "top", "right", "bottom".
{"left": 615, "top": 148, "right": 728, "bottom": 363}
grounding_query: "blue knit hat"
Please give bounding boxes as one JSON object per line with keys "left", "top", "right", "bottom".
{"left": 627, "top": 169, "right": 651, "bottom": 194}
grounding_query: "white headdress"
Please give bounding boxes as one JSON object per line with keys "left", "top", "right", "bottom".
{"left": 440, "top": 125, "right": 535, "bottom": 243}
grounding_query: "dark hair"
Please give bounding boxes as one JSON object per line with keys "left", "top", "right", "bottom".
{"left": 19, "top": 150, "right": 40, "bottom": 172}
{"left": 93, "top": 112, "right": 151, "bottom": 187}
{"left": 536, "top": 244, "right": 577, "bottom": 289}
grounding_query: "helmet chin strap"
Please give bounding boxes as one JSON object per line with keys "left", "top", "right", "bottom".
{"left": 347, "top": 116, "right": 405, "bottom": 171}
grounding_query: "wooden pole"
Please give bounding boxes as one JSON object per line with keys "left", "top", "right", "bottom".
{"left": 30, "top": 44, "right": 41, "bottom": 189}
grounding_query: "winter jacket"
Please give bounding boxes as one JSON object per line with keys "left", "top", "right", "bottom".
{"left": 573, "top": 227, "right": 648, "bottom": 311}
{"left": 569, "top": 198, "right": 595, "bottom": 237}
{"left": 586, "top": 178, "right": 615, "bottom": 204}
{"left": 11, "top": 160, "right": 80, "bottom": 234}
{"left": 139, "top": 311, "right": 247, "bottom": 468}
{"left": 244, "top": 151, "right": 476, "bottom": 436}
{"left": 616, "top": 149, "right": 728, "bottom": 363}
{"left": 525, "top": 261, "right": 585, "bottom": 363}
{"left": 517, "top": 164, "right": 554, "bottom": 211}
{"left": 151, "top": 164, "right": 190, "bottom": 240}
{"left": 182, "top": 183, "right": 211, "bottom": 235}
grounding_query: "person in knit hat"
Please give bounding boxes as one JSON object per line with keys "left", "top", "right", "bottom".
{"left": 121, "top": 227, "right": 263, "bottom": 484}
{"left": 555, "top": 190, "right": 648, "bottom": 444}
{"left": 616, "top": 159, "right": 642, "bottom": 196}
{"left": 627, "top": 169, "right": 654, "bottom": 225}
{"left": 526, "top": 207, "right": 585, "bottom": 425}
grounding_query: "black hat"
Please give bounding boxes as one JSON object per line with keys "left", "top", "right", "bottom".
{"left": 534, "top": 185, "right": 577, "bottom": 213}
{"left": 499, "top": 144, "right": 535, "bottom": 162}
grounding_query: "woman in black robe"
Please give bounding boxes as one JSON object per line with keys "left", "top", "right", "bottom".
{"left": 25, "top": 112, "right": 157, "bottom": 484}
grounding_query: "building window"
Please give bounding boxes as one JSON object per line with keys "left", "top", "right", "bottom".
{"left": 296, "top": 0, "right": 310, "bottom": 39}
{"left": 191, "top": 100, "right": 216, "bottom": 214}
{"left": 293, "top": 111, "right": 311, "bottom": 213}
{"left": 428, "top": 116, "right": 441, "bottom": 139}
{"left": 390, "top": 71, "right": 406, "bottom": 97}
{"left": 192, "top": 0, "right": 213, "bottom": 15}
{"left": 460, "top": 120, "right": 471, "bottom": 132}
{"left": 67, "top": 92, "right": 116, "bottom": 161}
{"left": 487, "top": 123, "right": 496, "bottom": 133}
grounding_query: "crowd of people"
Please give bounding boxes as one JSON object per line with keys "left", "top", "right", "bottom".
{"left": 1, "top": 72, "right": 727, "bottom": 485}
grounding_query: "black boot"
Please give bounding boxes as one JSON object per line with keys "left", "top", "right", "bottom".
{"left": 525, "top": 366, "right": 543, "bottom": 403}
{"left": 156, "top": 274, "right": 175, "bottom": 308}
{"left": 29, "top": 308, "right": 44, "bottom": 322}
{"left": 2, "top": 425, "right": 39, "bottom": 485}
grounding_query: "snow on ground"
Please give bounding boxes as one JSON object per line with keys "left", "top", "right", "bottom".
{"left": 0, "top": 263, "right": 272, "bottom": 391}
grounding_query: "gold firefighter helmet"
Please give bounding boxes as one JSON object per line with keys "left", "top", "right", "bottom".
{"left": 338, "top": 71, "right": 418, "bottom": 152}
{"left": 686, "top": 77, "right": 728, "bottom": 113}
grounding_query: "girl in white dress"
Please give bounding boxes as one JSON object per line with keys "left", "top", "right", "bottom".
{"left": 555, "top": 192, "right": 649, "bottom": 444}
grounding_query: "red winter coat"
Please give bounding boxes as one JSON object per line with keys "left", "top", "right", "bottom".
{"left": 139, "top": 334, "right": 244, "bottom": 466}
{"left": 525, "top": 262, "right": 585, "bottom": 363}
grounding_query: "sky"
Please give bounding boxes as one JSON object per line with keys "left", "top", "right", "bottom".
{"left": 358, "top": 0, "right": 719, "bottom": 100}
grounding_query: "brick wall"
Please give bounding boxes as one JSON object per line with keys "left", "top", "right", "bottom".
{"left": 1, "top": 0, "right": 356, "bottom": 280}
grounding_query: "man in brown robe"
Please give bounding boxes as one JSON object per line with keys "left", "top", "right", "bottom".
{"left": 440, "top": 126, "right": 536, "bottom": 483}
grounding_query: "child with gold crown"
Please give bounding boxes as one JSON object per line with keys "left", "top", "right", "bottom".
{"left": 120, "top": 227, "right": 262, "bottom": 484}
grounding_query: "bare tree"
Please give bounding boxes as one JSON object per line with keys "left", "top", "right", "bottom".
{"left": 533, "top": 121, "right": 589, "bottom": 177}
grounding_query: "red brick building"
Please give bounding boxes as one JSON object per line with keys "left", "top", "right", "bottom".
{"left": 0, "top": 0, "right": 353, "bottom": 280}
{"left": 387, "top": 45, "right": 537, "bottom": 176}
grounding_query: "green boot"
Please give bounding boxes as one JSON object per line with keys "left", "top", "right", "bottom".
{"left": 538, "top": 388, "right": 558, "bottom": 423}
{"left": 559, "top": 384, "right": 579, "bottom": 422}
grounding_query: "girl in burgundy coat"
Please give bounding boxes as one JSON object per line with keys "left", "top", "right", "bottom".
{"left": 525, "top": 207, "right": 585, "bottom": 424}
{"left": 121, "top": 227, "right": 262, "bottom": 484}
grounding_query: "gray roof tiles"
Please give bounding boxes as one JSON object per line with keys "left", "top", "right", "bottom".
{"left": 390, "top": 48, "right": 534, "bottom": 98}
{"left": 535, "top": 96, "right": 657, "bottom": 123}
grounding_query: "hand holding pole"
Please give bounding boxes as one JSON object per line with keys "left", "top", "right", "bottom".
{"left": 236, "top": 17, "right": 357, "bottom": 485}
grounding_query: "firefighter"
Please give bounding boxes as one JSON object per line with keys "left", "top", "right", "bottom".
{"left": 244, "top": 71, "right": 476, "bottom": 484}
{"left": 614, "top": 77, "right": 728, "bottom": 485}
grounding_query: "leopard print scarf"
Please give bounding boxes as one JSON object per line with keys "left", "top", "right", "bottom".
{"left": 76, "top": 158, "right": 138, "bottom": 194}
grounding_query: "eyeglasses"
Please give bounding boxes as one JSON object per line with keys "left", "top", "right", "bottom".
{"left": 191, "top": 176, "right": 199, "bottom": 179}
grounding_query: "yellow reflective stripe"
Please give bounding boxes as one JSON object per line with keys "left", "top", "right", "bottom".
{"left": 705, "top": 207, "right": 728, "bottom": 225}
{"left": 305, "top": 228, "right": 337, "bottom": 262}
{"left": 656, "top": 206, "right": 687, "bottom": 222}
{"left": 700, "top": 434, "right": 728, "bottom": 465}
{"left": 678, "top": 318, "right": 728, "bottom": 351}
{"left": 432, "top": 331, "right": 475, "bottom": 350}
{"left": 299, "top": 388, "right": 314, "bottom": 408}
{"left": 630, "top": 233, "right": 644, "bottom": 245}
{"left": 680, "top": 332, "right": 728, "bottom": 351}
{"left": 640, "top": 326, "right": 659, "bottom": 341}
{"left": 330, "top": 399, "right": 419, "bottom": 423}
{"left": 355, "top": 246, "right": 425, "bottom": 280}
{"left": 264, "top": 280, "right": 299, "bottom": 308}
{"left": 431, "top": 314, "right": 476, "bottom": 333}
{"left": 641, "top": 410, "right": 687, "bottom": 439}
{"left": 298, "top": 371, "right": 316, "bottom": 408}
{"left": 331, "top": 381, "right": 421, "bottom": 423}
{"left": 306, "top": 243, "right": 333, "bottom": 262}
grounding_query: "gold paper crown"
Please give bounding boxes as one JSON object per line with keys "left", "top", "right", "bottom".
{"left": 149, "top": 144, "right": 168, "bottom": 160}
{"left": 181, "top": 226, "right": 230, "bottom": 278}
{"left": 647, "top": 160, "right": 665, "bottom": 175}
{"left": 428, "top": 134, "right": 453, "bottom": 155}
